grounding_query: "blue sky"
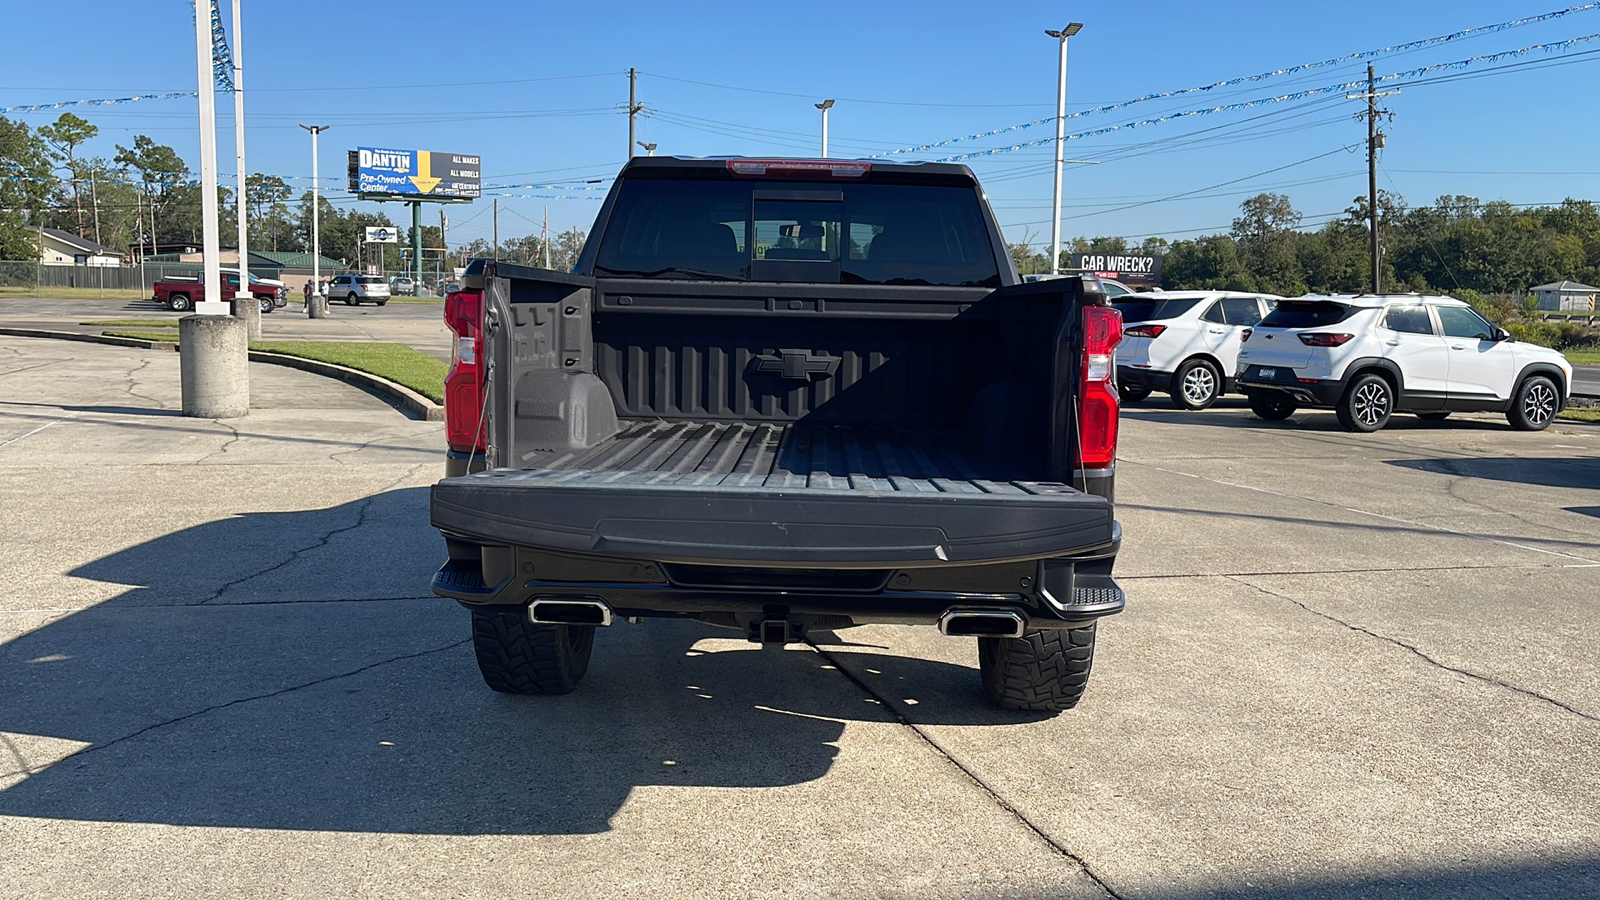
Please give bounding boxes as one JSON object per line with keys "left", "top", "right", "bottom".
{"left": 4, "top": 0, "right": 1600, "bottom": 253}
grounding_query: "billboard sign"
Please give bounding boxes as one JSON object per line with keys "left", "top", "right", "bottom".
{"left": 1075, "top": 253, "right": 1162, "bottom": 287}
{"left": 364, "top": 226, "right": 399, "bottom": 243}
{"left": 349, "top": 148, "right": 481, "bottom": 199}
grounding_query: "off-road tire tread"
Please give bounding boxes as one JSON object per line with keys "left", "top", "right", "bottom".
{"left": 979, "top": 625, "right": 1096, "bottom": 711}
{"left": 470, "top": 609, "right": 593, "bottom": 695}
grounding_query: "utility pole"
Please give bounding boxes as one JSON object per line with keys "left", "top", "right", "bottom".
{"left": 627, "top": 68, "right": 643, "bottom": 159}
{"left": 1045, "top": 23, "right": 1083, "bottom": 276}
{"left": 492, "top": 199, "right": 499, "bottom": 261}
{"left": 815, "top": 99, "right": 835, "bottom": 158}
{"left": 440, "top": 207, "right": 448, "bottom": 279}
{"left": 543, "top": 206, "right": 551, "bottom": 269}
{"left": 231, "top": 0, "right": 248, "bottom": 303}
{"left": 90, "top": 168, "right": 101, "bottom": 245}
{"left": 192, "top": 0, "right": 224, "bottom": 316}
{"left": 1349, "top": 64, "right": 1398, "bottom": 294}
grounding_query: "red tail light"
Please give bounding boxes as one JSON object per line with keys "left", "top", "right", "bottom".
{"left": 1298, "top": 333, "right": 1354, "bottom": 347}
{"left": 1124, "top": 323, "right": 1166, "bottom": 339}
{"left": 1079, "top": 306, "right": 1124, "bottom": 470}
{"left": 443, "top": 289, "right": 486, "bottom": 454}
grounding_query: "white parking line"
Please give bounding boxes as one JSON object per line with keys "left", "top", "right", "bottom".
{"left": 0, "top": 411, "right": 79, "bottom": 450}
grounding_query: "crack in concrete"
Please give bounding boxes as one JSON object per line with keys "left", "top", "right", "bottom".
{"left": 0, "top": 638, "right": 469, "bottom": 781}
{"left": 195, "top": 419, "right": 243, "bottom": 465}
{"left": 1119, "top": 562, "right": 1567, "bottom": 581}
{"left": 1124, "top": 459, "right": 1600, "bottom": 565}
{"left": 0, "top": 596, "right": 439, "bottom": 615}
{"left": 122, "top": 358, "right": 163, "bottom": 410}
{"left": 198, "top": 464, "right": 432, "bottom": 605}
{"left": 0, "top": 732, "right": 34, "bottom": 777}
{"left": 1232, "top": 575, "right": 1600, "bottom": 726}
{"left": 805, "top": 639, "right": 1126, "bottom": 900}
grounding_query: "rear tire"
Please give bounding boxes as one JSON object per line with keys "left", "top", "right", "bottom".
{"left": 1118, "top": 384, "right": 1152, "bottom": 404}
{"left": 978, "top": 625, "right": 1095, "bottom": 711}
{"left": 1171, "top": 358, "right": 1221, "bottom": 410}
{"left": 1507, "top": 375, "right": 1559, "bottom": 431}
{"left": 375, "top": 300, "right": 388, "bottom": 307}
{"left": 346, "top": 294, "right": 359, "bottom": 306}
{"left": 168, "top": 293, "right": 192, "bottom": 312}
{"left": 1336, "top": 373, "right": 1394, "bottom": 433}
{"left": 470, "top": 608, "right": 595, "bottom": 695}
{"left": 1247, "top": 390, "right": 1298, "bottom": 421}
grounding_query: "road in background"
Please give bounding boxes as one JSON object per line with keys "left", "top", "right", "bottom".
{"left": 1573, "top": 364, "right": 1600, "bottom": 396}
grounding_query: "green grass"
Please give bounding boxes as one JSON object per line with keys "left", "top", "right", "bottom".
{"left": 1565, "top": 350, "right": 1600, "bottom": 365}
{"left": 84, "top": 319, "right": 180, "bottom": 328}
{"left": 383, "top": 295, "right": 446, "bottom": 304}
{"left": 1557, "top": 407, "right": 1600, "bottom": 423}
{"left": 0, "top": 287, "right": 149, "bottom": 300}
{"left": 100, "top": 333, "right": 446, "bottom": 402}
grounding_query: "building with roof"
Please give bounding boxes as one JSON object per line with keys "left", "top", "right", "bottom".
{"left": 1530, "top": 280, "right": 1598, "bottom": 312}
{"left": 38, "top": 228, "right": 124, "bottom": 267}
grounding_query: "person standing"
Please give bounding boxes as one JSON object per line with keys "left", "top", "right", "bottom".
{"left": 303, "top": 279, "right": 314, "bottom": 318}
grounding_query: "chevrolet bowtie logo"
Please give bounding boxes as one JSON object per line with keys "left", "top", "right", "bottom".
{"left": 753, "top": 349, "right": 840, "bottom": 381}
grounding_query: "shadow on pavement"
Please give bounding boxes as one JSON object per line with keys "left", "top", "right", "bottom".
{"left": 1388, "top": 456, "right": 1600, "bottom": 490}
{"left": 0, "top": 490, "right": 1026, "bottom": 836}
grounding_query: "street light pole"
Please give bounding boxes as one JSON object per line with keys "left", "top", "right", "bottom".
{"left": 815, "top": 99, "right": 835, "bottom": 158}
{"left": 637, "top": 141, "right": 657, "bottom": 157}
{"left": 193, "top": 0, "right": 225, "bottom": 314}
{"left": 232, "top": 0, "right": 248, "bottom": 303}
{"left": 299, "top": 124, "right": 328, "bottom": 315}
{"left": 1045, "top": 23, "right": 1082, "bottom": 276}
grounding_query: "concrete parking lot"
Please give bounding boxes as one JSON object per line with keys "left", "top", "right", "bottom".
{"left": 1, "top": 336, "right": 1597, "bottom": 898}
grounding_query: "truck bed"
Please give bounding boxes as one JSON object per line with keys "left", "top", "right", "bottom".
{"left": 431, "top": 420, "right": 1115, "bottom": 568}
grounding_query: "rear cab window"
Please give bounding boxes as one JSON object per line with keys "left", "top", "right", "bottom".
{"left": 1113, "top": 298, "right": 1201, "bottom": 322}
{"left": 1259, "top": 300, "right": 1359, "bottom": 328}
{"left": 591, "top": 171, "right": 1001, "bottom": 286}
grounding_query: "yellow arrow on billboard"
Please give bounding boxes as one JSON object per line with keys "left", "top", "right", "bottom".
{"left": 410, "top": 151, "right": 441, "bottom": 194}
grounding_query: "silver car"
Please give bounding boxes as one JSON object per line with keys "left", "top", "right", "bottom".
{"left": 330, "top": 274, "right": 391, "bottom": 306}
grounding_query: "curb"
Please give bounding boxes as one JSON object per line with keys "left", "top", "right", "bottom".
{"left": 0, "top": 327, "right": 444, "bottom": 422}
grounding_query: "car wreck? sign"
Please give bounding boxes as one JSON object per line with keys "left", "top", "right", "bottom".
{"left": 1075, "top": 253, "right": 1162, "bottom": 287}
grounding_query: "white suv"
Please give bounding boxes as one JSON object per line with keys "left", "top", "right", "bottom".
{"left": 1236, "top": 294, "right": 1574, "bottom": 432}
{"left": 1115, "top": 291, "right": 1281, "bottom": 409}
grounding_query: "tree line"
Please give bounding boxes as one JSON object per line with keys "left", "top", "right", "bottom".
{"left": 1013, "top": 190, "right": 1600, "bottom": 302}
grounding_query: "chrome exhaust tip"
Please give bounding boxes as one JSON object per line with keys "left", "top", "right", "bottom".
{"left": 528, "top": 598, "right": 614, "bottom": 627}
{"left": 937, "top": 608, "right": 1026, "bottom": 639}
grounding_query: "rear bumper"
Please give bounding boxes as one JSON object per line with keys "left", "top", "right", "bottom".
{"left": 430, "top": 526, "right": 1125, "bottom": 630}
{"left": 1237, "top": 365, "right": 1345, "bottom": 406}
{"left": 1118, "top": 365, "right": 1172, "bottom": 391}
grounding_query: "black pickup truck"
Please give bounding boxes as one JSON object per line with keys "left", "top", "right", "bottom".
{"left": 431, "top": 157, "right": 1126, "bottom": 710}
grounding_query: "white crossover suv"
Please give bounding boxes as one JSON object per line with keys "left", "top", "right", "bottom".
{"left": 1114, "top": 291, "right": 1281, "bottom": 409}
{"left": 1235, "top": 294, "right": 1574, "bottom": 432}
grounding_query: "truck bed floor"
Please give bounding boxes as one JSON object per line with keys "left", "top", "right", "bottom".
{"left": 520, "top": 420, "right": 1044, "bottom": 495}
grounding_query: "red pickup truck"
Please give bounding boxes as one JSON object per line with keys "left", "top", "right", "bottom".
{"left": 154, "top": 269, "right": 288, "bottom": 313}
